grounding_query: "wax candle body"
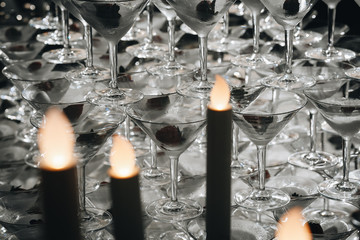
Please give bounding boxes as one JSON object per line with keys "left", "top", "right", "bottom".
{"left": 206, "top": 107, "right": 232, "bottom": 240}
{"left": 41, "top": 166, "right": 81, "bottom": 240}
{"left": 110, "top": 173, "right": 144, "bottom": 240}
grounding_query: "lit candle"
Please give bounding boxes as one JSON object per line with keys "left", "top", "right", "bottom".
{"left": 206, "top": 75, "right": 232, "bottom": 240}
{"left": 108, "top": 134, "right": 143, "bottom": 240}
{"left": 276, "top": 207, "right": 312, "bottom": 240}
{"left": 38, "top": 108, "right": 80, "bottom": 240}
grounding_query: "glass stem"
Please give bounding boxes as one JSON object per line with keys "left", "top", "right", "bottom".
{"left": 252, "top": 12, "right": 260, "bottom": 54}
{"left": 150, "top": 140, "right": 158, "bottom": 170}
{"left": 168, "top": 18, "right": 175, "bottom": 63}
{"left": 84, "top": 23, "right": 94, "bottom": 69}
{"left": 257, "top": 145, "right": 267, "bottom": 191}
{"left": 146, "top": 2, "right": 153, "bottom": 44}
{"left": 221, "top": 12, "right": 229, "bottom": 38}
{"left": 284, "top": 29, "right": 294, "bottom": 75}
{"left": 342, "top": 138, "right": 351, "bottom": 183}
{"left": 169, "top": 155, "right": 179, "bottom": 202}
{"left": 61, "top": 8, "right": 70, "bottom": 50}
{"left": 108, "top": 41, "right": 118, "bottom": 89}
{"left": 326, "top": 6, "right": 336, "bottom": 51}
{"left": 78, "top": 164, "right": 86, "bottom": 211}
{"left": 309, "top": 109, "right": 318, "bottom": 153}
{"left": 199, "top": 35, "right": 208, "bottom": 82}
{"left": 124, "top": 115, "right": 130, "bottom": 140}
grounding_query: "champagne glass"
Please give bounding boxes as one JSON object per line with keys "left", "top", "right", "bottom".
{"left": 259, "top": 0, "right": 318, "bottom": 90}
{"left": 304, "top": 79, "right": 360, "bottom": 200}
{"left": 166, "top": 0, "right": 236, "bottom": 99}
{"left": 147, "top": 0, "right": 195, "bottom": 77}
{"left": 61, "top": 0, "right": 110, "bottom": 85}
{"left": 71, "top": 0, "right": 148, "bottom": 106}
{"left": 42, "top": 0, "right": 87, "bottom": 64}
{"left": 305, "top": 0, "right": 356, "bottom": 62}
{"left": 231, "top": 0, "right": 282, "bottom": 69}
{"left": 127, "top": 94, "right": 206, "bottom": 222}
{"left": 233, "top": 88, "right": 307, "bottom": 211}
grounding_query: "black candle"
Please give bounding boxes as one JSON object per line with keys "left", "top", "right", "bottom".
{"left": 108, "top": 134, "right": 144, "bottom": 240}
{"left": 206, "top": 75, "right": 232, "bottom": 240}
{"left": 38, "top": 108, "right": 81, "bottom": 240}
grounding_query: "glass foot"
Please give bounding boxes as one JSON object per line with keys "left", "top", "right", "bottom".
{"left": 160, "top": 230, "right": 192, "bottom": 240}
{"left": 147, "top": 62, "right": 195, "bottom": 77}
{"left": 231, "top": 53, "right": 282, "bottom": 69}
{"left": 234, "top": 188, "right": 290, "bottom": 212}
{"left": 231, "top": 159, "right": 257, "bottom": 178}
{"left": 16, "top": 127, "right": 37, "bottom": 143}
{"left": 288, "top": 151, "right": 340, "bottom": 171}
{"left": 318, "top": 179, "right": 360, "bottom": 200}
{"left": 141, "top": 167, "right": 170, "bottom": 186}
{"left": 345, "top": 67, "right": 360, "bottom": 80}
{"left": 80, "top": 208, "right": 112, "bottom": 233}
{"left": 146, "top": 198, "right": 203, "bottom": 222}
{"left": 305, "top": 47, "right": 356, "bottom": 62}
{"left": 65, "top": 67, "right": 110, "bottom": 86}
{"left": 87, "top": 84, "right": 143, "bottom": 106}
{"left": 303, "top": 206, "right": 350, "bottom": 222}
{"left": 36, "top": 31, "right": 82, "bottom": 45}
{"left": 126, "top": 42, "right": 167, "bottom": 59}
{"left": 42, "top": 48, "right": 86, "bottom": 64}
{"left": 261, "top": 73, "right": 316, "bottom": 91}
{"left": 177, "top": 80, "right": 213, "bottom": 99}
{"left": 29, "top": 16, "right": 59, "bottom": 30}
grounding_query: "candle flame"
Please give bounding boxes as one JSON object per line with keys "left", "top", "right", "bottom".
{"left": 209, "top": 75, "right": 231, "bottom": 110}
{"left": 276, "top": 207, "right": 312, "bottom": 240}
{"left": 109, "top": 134, "right": 138, "bottom": 178}
{"left": 38, "top": 107, "right": 76, "bottom": 170}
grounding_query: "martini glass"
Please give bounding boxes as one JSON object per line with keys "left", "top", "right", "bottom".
{"left": 305, "top": 0, "right": 356, "bottom": 62}
{"left": 147, "top": 0, "right": 195, "bottom": 77}
{"left": 127, "top": 94, "right": 206, "bottom": 222}
{"left": 72, "top": 0, "right": 147, "bottom": 106}
{"left": 233, "top": 88, "right": 307, "bottom": 211}
{"left": 230, "top": 84, "right": 266, "bottom": 178}
{"left": 42, "top": 0, "right": 86, "bottom": 64}
{"left": 125, "top": 2, "right": 168, "bottom": 59}
{"left": 259, "top": 0, "right": 317, "bottom": 90}
{"left": 167, "top": 0, "right": 236, "bottom": 99}
{"left": 304, "top": 79, "right": 360, "bottom": 200}
{"left": 61, "top": 0, "right": 110, "bottom": 85}
{"left": 231, "top": 0, "right": 282, "bottom": 69}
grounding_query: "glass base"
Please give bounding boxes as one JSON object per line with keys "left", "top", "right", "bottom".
{"left": 146, "top": 198, "right": 203, "bottom": 222}
{"left": 231, "top": 53, "right": 282, "bottom": 69}
{"left": 231, "top": 159, "right": 257, "bottom": 178}
{"left": 36, "top": 31, "right": 82, "bottom": 45}
{"left": 345, "top": 67, "right": 360, "bottom": 80}
{"left": 159, "top": 230, "right": 192, "bottom": 240}
{"left": 29, "top": 16, "right": 59, "bottom": 30}
{"left": 177, "top": 80, "right": 213, "bottom": 99}
{"left": 318, "top": 179, "right": 360, "bottom": 200}
{"left": 126, "top": 42, "right": 167, "bottom": 59}
{"left": 16, "top": 126, "right": 37, "bottom": 143}
{"left": 274, "top": 30, "right": 322, "bottom": 45}
{"left": 4, "top": 107, "right": 27, "bottom": 122}
{"left": 87, "top": 85, "right": 143, "bottom": 106}
{"left": 147, "top": 62, "right": 195, "bottom": 77}
{"left": 234, "top": 188, "right": 290, "bottom": 211}
{"left": 288, "top": 151, "right": 340, "bottom": 171}
{"left": 121, "top": 28, "right": 146, "bottom": 41}
{"left": 80, "top": 208, "right": 112, "bottom": 233}
{"left": 303, "top": 206, "right": 350, "bottom": 222}
{"left": 261, "top": 73, "right": 316, "bottom": 90}
{"left": 208, "top": 38, "right": 249, "bottom": 53}
{"left": 65, "top": 67, "right": 110, "bottom": 85}
{"left": 305, "top": 47, "right": 356, "bottom": 62}
{"left": 141, "top": 167, "right": 171, "bottom": 186}
{"left": 42, "top": 48, "right": 86, "bottom": 64}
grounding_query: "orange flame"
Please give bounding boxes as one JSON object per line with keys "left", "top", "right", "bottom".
{"left": 38, "top": 107, "right": 76, "bottom": 170}
{"left": 109, "top": 134, "right": 138, "bottom": 178}
{"left": 209, "top": 75, "right": 231, "bottom": 111}
{"left": 276, "top": 207, "right": 312, "bottom": 240}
